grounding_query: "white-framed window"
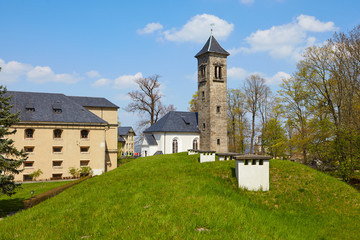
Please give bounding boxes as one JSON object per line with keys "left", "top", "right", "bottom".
{"left": 80, "top": 147, "right": 89, "bottom": 153}
{"left": 53, "top": 146, "right": 63, "bottom": 153}
{"left": 80, "top": 160, "right": 90, "bottom": 167}
{"left": 24, "top": 146, "right": 34, "bottom": 153}
{"left": 24, "top": 161, "right": 34, "bottom": 168}
{"left": 52, "top": 160, "right": 63, "bottom": 168}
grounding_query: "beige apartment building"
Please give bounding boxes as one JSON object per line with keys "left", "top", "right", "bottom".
{"left": 7, "top": 91, "right": 119, "bottom": 181}
{"left": 118, "top": 127, "right": 136, "bottom": 156}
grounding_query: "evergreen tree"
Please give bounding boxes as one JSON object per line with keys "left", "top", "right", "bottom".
{"left": 0, "top": 86, "right": 27, "bottom": 196}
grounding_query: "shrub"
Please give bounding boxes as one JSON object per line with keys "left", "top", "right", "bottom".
{"left": 80, "top": 167, "right": 93, "bottom": 177}
{"left": 69, "top": 167, "right": 80, "bottom": 178}
{"left": 29, "top": 169, "right": 43, "bottom": 181}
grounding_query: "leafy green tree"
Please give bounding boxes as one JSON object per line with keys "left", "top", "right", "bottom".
{"left": 280, "top": 76, "right": 312, "bottom": 162}
{"left": 0, "top": 86, "right": 27, "bottom": 196}
{"left": 262, "top": 118, "right": 287, "bottom": 158}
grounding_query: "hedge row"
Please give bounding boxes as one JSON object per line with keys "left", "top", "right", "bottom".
{"left": 23, "top": 176, "right": 92, "bottom": 209}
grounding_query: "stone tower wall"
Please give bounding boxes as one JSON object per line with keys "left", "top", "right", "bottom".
{"left": 197, "top": 53, "right": 228, "bottom": 152}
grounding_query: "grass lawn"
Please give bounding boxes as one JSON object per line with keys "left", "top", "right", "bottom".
{"left": 0, "top": 181, "right": 71, "bottom": 218}
{"left": 0, "top": 152, "right": 359, "bottom": 239}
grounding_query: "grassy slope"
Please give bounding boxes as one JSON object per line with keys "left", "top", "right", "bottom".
{"left": 0, "top": 181, "right": 71, "bottom": 218}
{"left": 0, "top": 153, "right": 359, "bottom": 239}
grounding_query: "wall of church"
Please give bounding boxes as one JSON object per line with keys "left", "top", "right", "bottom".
{"left": 140, "top": 132, "right": 200, "bottom": 156}
{"left": 162, "top": 132, "right": 200, "bottom": 154}
{"left": 140, "top": 138, "right": 158, "bottom": 157}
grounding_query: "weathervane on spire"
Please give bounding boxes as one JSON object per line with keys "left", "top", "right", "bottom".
{"left": 210, "top": 23, "right": 215, "bottom": 35}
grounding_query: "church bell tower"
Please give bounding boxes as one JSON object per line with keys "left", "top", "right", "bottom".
{"left": 195, "top": 34, "right": 229, "bottom": 153}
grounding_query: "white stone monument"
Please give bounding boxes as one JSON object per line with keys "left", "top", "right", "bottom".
{"left": 234, "top": 155, "right": 271, "bottom": 191}
{"left": 199, "top": 150, "right": 216, "bottom": 163}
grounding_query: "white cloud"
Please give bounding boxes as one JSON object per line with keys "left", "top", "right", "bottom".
{"left": 0, "top": 58, "right": 81, "bottom": 84}
{"left": 266, "top": 71, "right": 291, "bottom": 85}
{"left": 27, "top": 66, "right": 81, "bottom": 84}
{"left": 160, "top": 14, "right": 233, "bottom": 43}
{"left": 227, "top": 65, "right": 290, "bottom": 86}
{"left": 86, "top": 70, "right": 100, "bottom": 78}
{"left": 137, "top": 23, "right": 163, "bottom": 35}
{"left": 0, "top": 59, "right": 32, "bottom": 83}
{"left": 297, "top": 15, "right": 336, "bottom": 32}
{"left": 231, "top": 15, "right": 337, "bottom": 60}
{"left": 228, "top": 67, "right": 248, "bottom": 80}
{"left": 92, "top": 78, "right": 111, "bottom": 87}
{"left": 240, "top": 0, "right": 254, "bottom": 5}
{"left": 114, "top": 72, "right": 143, "bottom": 89}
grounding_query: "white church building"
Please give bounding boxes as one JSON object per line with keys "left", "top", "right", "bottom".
{"left": 141, "top": 111, "right": 200, "bottom": 156}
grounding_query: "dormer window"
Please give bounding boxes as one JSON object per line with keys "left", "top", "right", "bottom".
{"left": 181, "top": 116, "right": 191, "bottom": 125}
{"left": 25, "top": 103, "right": 35, "bottom": 112}
{"left": 52, "top": 100, "right": 62, "bottom": 114}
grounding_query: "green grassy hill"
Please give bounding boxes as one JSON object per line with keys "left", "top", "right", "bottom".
{"left": 0, "top": 152, "right": 359, "bottom": 239}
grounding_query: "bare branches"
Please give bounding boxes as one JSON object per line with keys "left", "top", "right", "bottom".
{"left": 125, "top": 74, "right": 175, "bottom": 127}
{"left": 243, "top": 74, "right": 268, "bottom": 154}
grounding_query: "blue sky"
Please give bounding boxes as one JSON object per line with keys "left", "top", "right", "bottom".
{"left": 1, "top": 0, "right": 360, "bottom": 128}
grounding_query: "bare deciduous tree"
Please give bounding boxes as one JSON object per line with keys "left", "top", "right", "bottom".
{"left": 243, "top": 74, "right": 268, "bottom": 154}
{"left": 227, "top": 88, "right": 248, "bottom": 153}
{"left": 125, "top": 75, "right": 175, "bottom": 128}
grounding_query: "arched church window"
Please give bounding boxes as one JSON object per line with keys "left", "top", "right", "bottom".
{"left": 172, "top": 139, "right": 178, "bottom": 153}
{"left": 193, "top": 139, "right": 198, "bottom": 150}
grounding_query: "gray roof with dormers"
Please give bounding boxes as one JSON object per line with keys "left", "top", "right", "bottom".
{"left": 143, "top": 111, "right": 199, "bottom": 133}
{"left": 195, "top": 35, "right": 230, "bottom": 58}
{"left": 68, "top": 96, "right": 119, "bottom": 108}
{"left": 6, "top": 91, "right": 109, "bottom": 124}
{"left": 118, "top": 126, "right": 135, "bottom": 136}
